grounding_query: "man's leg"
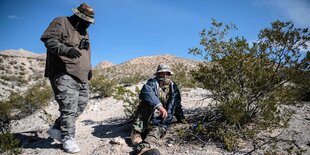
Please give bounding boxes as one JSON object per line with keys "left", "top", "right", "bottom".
{"left": 50, "top": 74, "right": 80, "bottom": 153}
{"left": 76, "top": 83, "right": 89, "bottom": 118}
{"left": 136, "top": 126, "right": 164, "bottom": 155}
{"left": 131, "top": 103, "right": 153, "bottom": 146}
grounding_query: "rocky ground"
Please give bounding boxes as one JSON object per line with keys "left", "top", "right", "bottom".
{"left": 9, "top": 85, "right": 310, "bottom": 155}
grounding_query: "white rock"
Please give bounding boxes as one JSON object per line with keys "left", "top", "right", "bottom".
{"left": 110, "top": 136, "right": 126, "bottom": 145}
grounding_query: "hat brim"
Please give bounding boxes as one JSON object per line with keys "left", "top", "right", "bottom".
{"left": 72, "top": 8, "right": 95, "bottom": 23}
{"left": 154, "top": 69, "right": 174, "bottom": 76}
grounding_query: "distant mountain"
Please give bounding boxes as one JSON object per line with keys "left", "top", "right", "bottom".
{"left": 94, "top": 61, "right": 114, "bottom": 69}
{"left": 0, "top": 49, "right": 45, "bottom": 59}
{"left": 95, "top": 54, "right": 201, "bottom": 80}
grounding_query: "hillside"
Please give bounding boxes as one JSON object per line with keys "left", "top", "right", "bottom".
{"left": 0, "top": 50, "right": 200, "bottom": 100}
{"left": 96, "top": 54, "right": 201, "bottom": 80}
{"left": 0, "top": 49, "right": 46, "bottom": 100}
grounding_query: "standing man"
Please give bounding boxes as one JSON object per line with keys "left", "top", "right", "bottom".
{"left": 41, "top": 3, "right": 94, "bottom": 153}
{"left": 131, "top": 64, "right": 186, "bottom": 155}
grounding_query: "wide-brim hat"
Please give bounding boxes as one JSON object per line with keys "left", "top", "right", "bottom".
{"left": 154, "top": 64, "right": 174, "bottom": 75}
{"left": 72, "top": 3, "right": 95, "bottom": 23}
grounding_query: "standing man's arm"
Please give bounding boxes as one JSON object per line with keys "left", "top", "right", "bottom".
{"left": 41, "top": 18, "right": 80, "bottom": 58}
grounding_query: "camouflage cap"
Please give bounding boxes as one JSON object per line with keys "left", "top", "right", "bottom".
{"left": 72, "top": 3, "right": 95, "bottom": 23}
{"left": 155, "top": 64, "right": 174, "bottom": 75}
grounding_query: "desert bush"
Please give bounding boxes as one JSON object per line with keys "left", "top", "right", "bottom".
{"left": 113, "top": 86, "right": 140, "bottom": 119}
{"left": 118, "top": 75, "right": 147, "bottom": 86}
{"left": 0, "top": 133, "right": 22, "bottom": 155}
{"left": 0, "top": 80, "right": 52, "bottom": 154}
{"left": 293, "top": 52, "right": 310, "bottom": 101}
{"left": 89, "top": 72, "right": 118, "bottom": 98}
{"left": 7, "top": 80, "right": 53, "bottom": 119}
{"left": 186, "top": 19, "right": 309, "bottom": 152}
{"left": 171, "top": 63, "right": 198, "bottom": 88}
{"left": 9, "top": 60, "right": 17, "bottom": 65}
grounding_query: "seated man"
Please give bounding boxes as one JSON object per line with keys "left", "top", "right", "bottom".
{"left": 131, "top": 64, "right": 185, "bottom": 155}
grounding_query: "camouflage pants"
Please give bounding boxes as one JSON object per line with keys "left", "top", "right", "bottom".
{"left": 50, "top": 74, "right": 89, "bottom": 140}
{"left": 132, "top": 103, "right": 166, "bottom": 147}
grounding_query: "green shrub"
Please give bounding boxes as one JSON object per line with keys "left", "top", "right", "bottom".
{"left": 171, "top": 63, "right": 198, "bottom": 88}
{"left": 113, "top": 86, "right": 140, "bottom": 119}
{"left": 0, "top": 133, "right": 22, "bottom": 155}
{"left": 187, "top": 19, "right": 309, "bottom": 152}
{"left": 0, "top": 80, "right": 52, "bottom": 154}
{"left": 6, "top": 80, "right": 53, "bottom": 119}
{"left": 89, "top": 72, "right": 118, "bottom": 98}
{"left": 293, "top": 52, "right": 310, "bottom": 101}
{"left": 118, "top": 75, "right": 147, "bottom": 86}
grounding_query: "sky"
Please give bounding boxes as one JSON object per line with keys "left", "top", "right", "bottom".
{"left": 1, "top": 0, "right": 310, "bottom": 66}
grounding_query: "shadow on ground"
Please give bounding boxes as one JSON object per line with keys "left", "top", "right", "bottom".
{"left": 14, "top": 131, "right": 62, "bottom": 149}
{"left": 90, "top": 117, "right": 133, "bottom": 146}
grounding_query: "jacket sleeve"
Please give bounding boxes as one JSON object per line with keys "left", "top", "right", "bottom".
{"left": 40, "top": 17, "right": 70, "bottom": 56}
{"left": 173, "top": 84, "right": 185, "bottom": 121}
{"left": 139, "top": 82, "right": 161, "bottom": 108}
{"left": 160, "top": 82, "right": 184, "bottom": 126}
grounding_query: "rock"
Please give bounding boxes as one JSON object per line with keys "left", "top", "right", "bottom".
{"left": 110, "top": 136, "right": 126, "bottom": 145}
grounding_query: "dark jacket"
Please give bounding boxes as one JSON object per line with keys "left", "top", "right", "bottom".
{"left": 41, "top": 16, "right": 91, "bottom": 83}
{"left": 139, "top": 77, "right": 185, "bottom": 127}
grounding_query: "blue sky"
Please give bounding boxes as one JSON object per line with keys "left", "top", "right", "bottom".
{"left": 1, "top": 0, "right": 309, "bottom": 66}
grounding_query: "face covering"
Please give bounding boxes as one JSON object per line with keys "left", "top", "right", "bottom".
{"left": 157, "top": 76, "right": 171, "bottom": 86}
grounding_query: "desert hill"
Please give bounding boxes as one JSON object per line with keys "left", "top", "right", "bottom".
{"left": 95, "top": 54, "right": 201, "bottom": 80}
{"left": 0, "top": 50, "right": 200, "bottom": 100}
{"left": 0, "top": 49, "right": 46, "bottom": 100}
{"left": 94, "top": 60, "right": 114, "bottom": 69}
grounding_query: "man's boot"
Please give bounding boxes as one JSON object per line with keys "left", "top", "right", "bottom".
{"left": 135, "top": 141, "right": 160, "bottom": 155}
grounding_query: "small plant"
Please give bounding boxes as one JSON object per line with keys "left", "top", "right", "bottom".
{"left": 0, "top": 133, "right": 22, "bottom": 155}
{"left": 9, "top": 60, "right": 17, "bottom": 65}
{"left": 0, "top": 80, "right": 52, "bottom": 154}
{"left": 113, "top": 86, "right": 140, "bottom": 119}
{"left": 89, "top": 72, "right": 118, "bottom": 98}
{"left": 118, "top": 75, "right": 147, "bottom": 86}
{"left": 7, "top": 80, "right": 53, "bottom": 119}
{"left": 171, "top": 63, "right": 198, "bottom": 89}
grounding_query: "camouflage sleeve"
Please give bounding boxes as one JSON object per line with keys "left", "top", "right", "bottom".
{"left": 40, "top": 17, "right": 70, "bottom": 56}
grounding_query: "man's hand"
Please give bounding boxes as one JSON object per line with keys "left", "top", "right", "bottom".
{"left": 67, "top": 48, "right": 81, "bottom": 58}
{"left": 158, "top": 106, "right": 168, "bottom": 120}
